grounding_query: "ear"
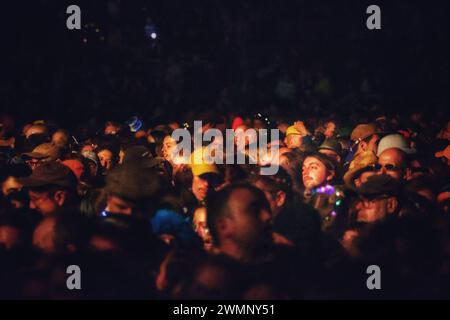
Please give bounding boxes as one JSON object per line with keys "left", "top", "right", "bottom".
{"left": 386, "top": 197, "right": 398, "bottom": 214}
{"left": 275, "top": 191, "right": 286, "bottom": 208}
{"left": 326, "top": 170, "right": 335, "bottom": 182}
{"left": 359, "top": 141, "right": 368, "bottom": 152}
{"left": 53, "top": 190, "right": 67, "bottom": 206}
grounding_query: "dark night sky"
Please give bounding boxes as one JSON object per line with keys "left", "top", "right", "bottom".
{"left": 1, "top": 1, "right": 449, "bottom": 125}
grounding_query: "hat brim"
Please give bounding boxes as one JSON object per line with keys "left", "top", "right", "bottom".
{"left": 377, "top": 146, "right": 416, "bottom": 157}
{"left": 192, "top": 167, "right": 220, "bottom": 176}
{"left": 21, "top": 152, "right": 49, "bottom": 160}
{"left": 17, "top": 176, "right": 50, "bottom": 188}
{"left": 318, "top": 146, "right": 340, "bottom": 155}
{"left": 344, "top": 167, "right": 368, "bottom": 187}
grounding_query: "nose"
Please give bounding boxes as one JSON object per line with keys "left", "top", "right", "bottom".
{"left": 362, "top": 199, "right": 371, "bottom": 209}
{"left": 201, "top": 179, "right": 209, "bottom": 188}
{"left": 29, "top": 200, "right": 36, "bottom": 209}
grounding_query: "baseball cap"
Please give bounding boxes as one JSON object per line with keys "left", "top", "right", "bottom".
{"left": 190, "top": 147, "right": 219, "bottom": 177}
{"left": 376, "top": 133, "right": 416, "bottom": 156}
{"left": 81, "top": 150, "right": 99, "bottom": 166}
{"left": 22, "top": 143, "right": 61, "bottom": 161}
{"left": 18, "top": 161, "right": 77, "bottom": 189}
{"left": 105, "top": 163, "right": 161, "bottom": 201}
{"left": 62, "top": 159, "right": 85, "bottom": 182}
{"left": 286, "top": 123, "right": 309, "bottom": 137}
{"left": 350, "top": 123, "right": 377, "bottom": 142}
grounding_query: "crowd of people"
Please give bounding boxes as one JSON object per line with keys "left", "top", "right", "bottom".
{"left": 0, "top": 111, "right": 449, "bottom": 299}
{"left": 1, "top": 0, "right": 449, "bottom": 300}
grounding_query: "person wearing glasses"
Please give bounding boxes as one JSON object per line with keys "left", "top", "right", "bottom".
{"left": 344, "top": 123, "right": 380, "bottom": 171}
{"left": 376, "top": 148, "right": 408, "bottom": 181}
{"left": 351, "top": 174, "right": 401, "bottom": 223}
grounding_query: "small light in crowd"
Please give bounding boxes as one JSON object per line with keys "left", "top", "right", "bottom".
{"left": 83, "top": 38, "right": 88, "bottom": 43}
{"left": 151, "top": 32, "right": 157, "bottom": 39}
{"left": 95, "top": 28, "right": 100, "bottom": 33}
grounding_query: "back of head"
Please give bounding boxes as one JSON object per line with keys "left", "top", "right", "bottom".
{"left": 105, "top": 163, "right": 163, "bottom": 202}
{"left": 206, "top": 183, "right": 268, "bottom": 246}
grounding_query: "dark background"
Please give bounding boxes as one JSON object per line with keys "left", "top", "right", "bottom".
{"left": 1, "top": 0, "right": 449, "bottom": 128}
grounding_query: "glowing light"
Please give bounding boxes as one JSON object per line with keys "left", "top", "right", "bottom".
{"left": 150, "top": 32, "right": 157, "bottom": 39}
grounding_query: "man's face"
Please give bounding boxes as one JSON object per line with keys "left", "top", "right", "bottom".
{"left": 106, "top": 195, "right": 134, "bottom": 215}
{"left": 355, "top": 194, "right": 397, "bottom": 223}
{"left": 86, "top": 161, "right": 98, "bottom": 177}
{"left": 2, "top": 176, "right": 27, "bottom": 209}
{"left": 324, "top": 122, "right": 336, "bottom": 138}
{"left": 193, "top": 207, "right": 211, "bottom": 244}
{"left": 97, "top": 149, "right": 113, "bottom": 171}
{"left": 377, "top": 149, "right": 406, "bottom": 180}
{"left": 358, "top": 134, "right": 379, "bottom": 154}
{"left": 302, "top": 156, "right": 330, "bottom": 189}
{"left": 2, "top": 176, "right": 22, "bottom": 196}
{"left": 0, "top": 226, "right": 22, "bottom": 250}
{"left": 104, "top": 125, "right": 119, "bottom": 136}
{"left": 29, "top": 190, "right": 62, "bottom": 215}
{"left": 285, "top": 135, "right": 302, "bottom": 149}
{"left": 52, "top": 131, "right": 69, "bottom": 149}
{"left": 162, "top": 136, "right": 177, "bottom": 162}
{"left": 25, "top": 158, "right": 44, "bottom": 171}
{"left": 225, "top": 188, "right": 273, "bottom": 251}
{"left": 33, "top": 217, "right": 56, "bottom": 253}
{"left": 192, "top": 175, "right": 210, "bottom": 202}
